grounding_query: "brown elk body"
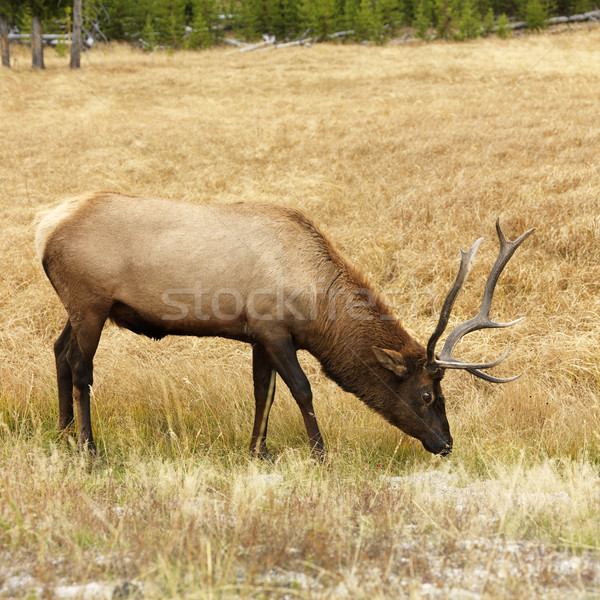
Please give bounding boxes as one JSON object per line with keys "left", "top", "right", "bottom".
{"left": 35, "top": 191, "right": 533, "bottom": 457}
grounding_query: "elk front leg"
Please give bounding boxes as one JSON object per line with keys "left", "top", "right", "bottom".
{"left": 250, "top": 343, "right": 276, "bottom": 460}
{"left": 260, "top": 333, "right": 326, "bottom": 459}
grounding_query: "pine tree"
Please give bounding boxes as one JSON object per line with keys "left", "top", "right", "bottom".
{"left": 482, "top": 6, "right": 494, "bottom": 34}
{"left": 70, "top": 0, "right": 82, "bottom": 68}
{"left": 29, "top": 0, "right": 51, "bottom": 69}
{"left": 456, "top": 0, "right": 480, "bottom": 39}
{"left": 160, "top": 0, "right": 187, "bottom": 47}
{"left": 525, "top": 0, "right": 547, "bottom": 29}
{"left": 433, "top": 0, "right": 453, "bottom": 37}
{"left": 299, "top": 0, "right": 336, "bottom": 38}
{"left": 141, "top": 13, "right": 158, "bottom": 50}
{"left": 264, "top": 0, "right": 286, "bottom": 36}
{"left": 344, "top": 0, "right": 360, "bottom": 30}
{"left": 187, "top": 0, "right": 216, "bottom": 48}
{"left": 495, "top": 11, "right": 511, "bottom": 37}
{"left": 280, "top": 0, "right": 300, "bottom": 37}
{"left": 571, "top": 0, "right": 594, "bottom": 12}
{"left": 377, "top": 0, "right": 403, "bottom": 36}
{"left": 237, "top": 0, "right": 260, "bottom": 40}
{"left": 413, "top": 0, "right": 431, "bottom": 38}
{"left": 0, "top": 4, "right": 9, "bottom": 67}
{"left": 31, "top": 15, "right": 44, "bottom": 68}
{"left": 354, "top": 0, "right": 376, "bottom": 40}
{"left": 0, "top": 0, "right": 20, "bottom": 67}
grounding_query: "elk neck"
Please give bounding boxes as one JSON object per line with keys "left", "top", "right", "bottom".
{"left": 301, "top": 267, "right": 426, "bottom": 404}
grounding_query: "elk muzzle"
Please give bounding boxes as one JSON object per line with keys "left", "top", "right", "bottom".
{"left": 421, "top": 433, "right": 453, "bottom": 456}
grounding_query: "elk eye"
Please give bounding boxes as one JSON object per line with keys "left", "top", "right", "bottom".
{"left": 422, "top": 392, "right": 433, "bottom": 404}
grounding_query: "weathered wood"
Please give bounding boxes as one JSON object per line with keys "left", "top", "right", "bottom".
{"left": 8, "top": 32, "right": 95, "bottom": 48}
{"left": 256, "top": 38, "right": 312, "bottom": 51}
{"left": 31, "top": 15, "right": 44, "bottom": 70}
{"left": 510, "top": 9, "right": 600, "bottom": 29}
{"left": 328, "top": 30, "right": 354, "bottom": 39}
{"left": 232, "top": 34, "right": 310, "bottom": 53}
{"left": 223, "top": 38, "right": 246, "bottom": 47}
{"left": 239, "top": 39, "right": 271, "bottom": 52}
{"left": 70, "top": 0, "right": 83, "bottom": 69}
{"left": 549, "top": 9, "right": 600, "bottom": 23}
{"left": 509, "top": 20, "right": 528, "bottom": 30}
{"left": 0, "top": 15, "right": 9, "bottom": 68}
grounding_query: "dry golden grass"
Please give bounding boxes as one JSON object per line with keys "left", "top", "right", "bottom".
{"left": 1, "top": 30, "right": 600, "bottom": 598}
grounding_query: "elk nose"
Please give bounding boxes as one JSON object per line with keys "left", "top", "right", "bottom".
{"left": 439, "top": 443, "right": 453, "bottom": 457}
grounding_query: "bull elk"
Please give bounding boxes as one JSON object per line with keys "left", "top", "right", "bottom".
{"left": 35, "top": 191, "right": 534, "bottom": 457}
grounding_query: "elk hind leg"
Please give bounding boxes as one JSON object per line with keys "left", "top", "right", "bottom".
{"left": 66, "top": 311, "right": 107, "bottom": 453}
{"left": 54, "top": 320, "right": 74, "bottom": 431}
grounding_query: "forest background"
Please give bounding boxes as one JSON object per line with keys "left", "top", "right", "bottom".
{"left": 1, "top": 0, "right": 598, "bottom": 51}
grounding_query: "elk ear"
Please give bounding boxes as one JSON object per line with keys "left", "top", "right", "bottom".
{"left": 372, "top": 346, "right": 409, "bottom": 378}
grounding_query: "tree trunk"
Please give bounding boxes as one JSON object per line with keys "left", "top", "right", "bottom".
{"left": 0, "top": 15, "right": 9, "bottom": 68}
{"left": 31, "top": 14, "right": 44, "bottom": 70}
{"left": 70, "top": 0, "right": 82, "bottom": 69}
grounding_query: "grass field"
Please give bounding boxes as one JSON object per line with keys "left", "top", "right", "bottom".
{"left": 1, "top": 29, "right": 600, "bottom": 598}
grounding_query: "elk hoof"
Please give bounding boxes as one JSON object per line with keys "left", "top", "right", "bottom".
{"left": 78, "top": 440, "right": 97, "bottom": 456}
{"left": 312, "top": 447, "right": 329, "bottom": 464}
{"left": 251, "top": 445, "right": 275, "bottom": 462}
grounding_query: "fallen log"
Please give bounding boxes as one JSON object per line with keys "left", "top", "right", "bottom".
{"left": 8, "top": 32, "right": 94, "bottom": 48}
{"left": 239, "top": 34, "right": 276, "bottom": 52}
{"left": 223, "top": 38, "right": 246, "bottom": 47}
{"left": 256, "top": 38, "right": 312, "bottom": 51}
{"left": 510, "top": 8, "right": 600, "bottom": 29}
{"left": 548, "top": 9, "right": 600, "bottom": 23}
{"left": 328, "top": 30, "right": 355, "bottom": 39}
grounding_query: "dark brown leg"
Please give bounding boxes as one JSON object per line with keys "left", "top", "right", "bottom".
{"left": 250, "top": 343, "right": 276, "bottom": 460}
{"left": 66, "top": 312, "right": 106, "bottom": 453}
{"left": 54, "top": 320, "right": 74, "bottom": 431}
{"left": 260, "top": 333, "right": 325, "bottom": 458}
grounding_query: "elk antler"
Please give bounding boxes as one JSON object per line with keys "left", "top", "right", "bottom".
{"left": 426, "top": 220, "right": 535, "bottom": 383}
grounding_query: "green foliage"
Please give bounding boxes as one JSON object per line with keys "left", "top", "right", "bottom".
{"left": 55, "top": 34, "right": 68, "bottom": 57}
{"left": 344, "top": 0, "right": 393, "bottom": 43}
{"left": 281, "top": 0, "right": 302, "bottom": 36}
{"left": 186, "top": 0, "right": 217, "bottom": 48}
{"left": 413, "top": 0, "right": 432, "bottom": 38}
{"left": 52, "top": 4, "right": 71, "bottom": 57}
{"left": 482, "top": 5, "right": 494, "bottom": 33}
{"left": 570, "top": 0, "right": 594, "bottom": 12}
{"left": 141, "top": 13, "right": 158, "bottom": 50}
{"left": 4, "top": 0, "right": 568, "bottom": 48}
{"left": 18, "top": 3, "right": 32, "bottom": 31}
{"left": 0, "top": 0, "right": 10, "bottom": 18}
{"left": 455, "top": 0, "right": 481, "bottom": 39}
{"left": 495, "top": 11, "right": 511, "bottom": 36}
{"left": 525, "top": 0, "right": 548, "bottom": 29}
{"left": 155, "top": 0, "right": 188, "bottom": 46}
{"left": 433, "top": 0, "right": 454, "bottom": 37}
{"left": 354, "top": 0, "right": 383, "bottom": 40}
{"left": 298, "top": 0, "right": 337, "bottom": 38}
{"left": 377, "top": 0, "right": 403, "bottom": 36}
{"left": 343, "top": 0, "right": 359, "bottom": 30}
{"left": 258, "top": 0, "right": 302, "bottom": 38}
{"left": 237, "top": 0, "right": 260, "bottom": 40}
{"left": 28, "top": 0, "right": 52, "bottom": 19}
